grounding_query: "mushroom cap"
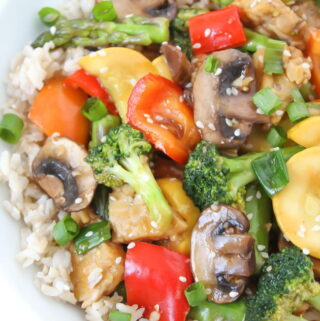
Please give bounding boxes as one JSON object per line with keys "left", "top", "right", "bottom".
{"left": 32, "top": 136, "right": 97, "bottom": 212}
{"left": 191, "top": 204, "right": 255, "bottom": 304}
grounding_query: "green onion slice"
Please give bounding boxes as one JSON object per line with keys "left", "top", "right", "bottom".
{"left": 204, "top": 56, "right": 220, "bottom": 73}
{"left": 81, "top": 97, "right": 108, "bottom": 122}
{"left": 252, "top": 149, "right": 289, "bottom": 197}
{"left": 300, "top": 82, "right": 317, "bottom": 102}
{"left": 286, "top": 102, "right": 309, "bottom": 123}
{"left": 252, "top": 88, "right": 283, "bottom": 115}
{"left": 92, "top": 185, "right": 110, "bottom": 221}
{"left": 74, "top": 221, "right": 111, "bottom": 255}
{"left": 92, "top": 1, "right": 117, "bottom": 22}
{"left": 109, "top": 311, "right": 131, "bottom": 321}
{"left": 264, "top": 39, "right": 285, "bottom": 75}
{"left": 266, "top": 126, "right": 287, "bottom": 147}
{"left": 185, "top": 282, "right": 208, "bottom": 307}
{"left": 0, "top": 113, "right": 24, "bottom": 144}
{"left": 38, "top": 7, "right": 61, "bottom": 26}
{"left": 290, "top": 88, "right": 305, "bottom": 103}
{"left": 52, "top": 216, "right": 80, "bottom": 246}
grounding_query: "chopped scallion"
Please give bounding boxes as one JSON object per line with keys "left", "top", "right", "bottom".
{"left": 52, "top": 216, "right": 80, "bottom": 246}
{"left": 92, "top": 185, "right": 111, "bottom": 221}
{"left": 81, "top": 97, "right": 108, "bottom": 122}
{"left": 38, "top": 7, "right": 62, "bottom": 26}
{"left": 92, "top": 1, "right": 117, "bottom": 22}
{"left": 286, "top": 102, "right": 309, "bottom": 123}
{"left": 204, "top": 56, "right": 220, "bottom": 73}
{"left": 185, "top": 282, "right": 208, "bottom": 307}
{"left": 266, "top": 126, "right": 287, "bottom": 147}
{"left": 109, "top": 311, "right": 131, "bottom": 321}
{"left": 251, "top": 149, "right": 289, "bottom": 197}
{"left": 252, "top": 88, "right": 283, "bottom": 115}
{"left": 300, "top": 82, "right": 317, "bottom": 102}
{"left": 74, "top": 221, "right": 111, "bottom": 255}
{"left": 290, "top": 88, "right": 304, "bottom": 103}
{"left": 264, "top": 39, "right": 285, "bottom": 74}
{"left": 0, "top": 113, "right": 24, "bottom": 144}
{"left": 306, "top": 102, "right": 320, "bottom": 109}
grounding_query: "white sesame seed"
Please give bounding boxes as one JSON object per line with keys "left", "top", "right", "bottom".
{"left": 247, "top": 213, "right": 253, "bottom": 220}
{"left": 302, "top": 63, "right": 310, "bottom": 69}
{"left": 185, "top": 82, "right": 192, "bottom": 88}
{"left": 246, "top": 195, "right": 254, "bottom": 202}
{"left": 162, "top": 41, "right": 168, "bottom": 45}
{"left": 266, "top": 266, "right": 272, "bottom": 272}
{"left": 151, "top": 221, "right": 158, "bottom": 229}
{"left": 98, "top": 50, "right": 106, "bottom": 56}
{"left": 283, "top": 50, "right": 291, "bottom": 57}
{"left": 175, "top": 45, "right": 182, "bottom": 51}
{"left": 231, "top": 87, "right": 239, "bottom": 96}
{"left": 234, "top": 128, "right": 241, "bottom": 137}
{"left": 179, "top": 276, "right": 187, "bottom": 283}
{"left": 115, "top": 257, "right": 122, "bottom": 264}
{"left": 130, "top": 79, "right": 136, "bottom": 86}
{"left": 144, "top": 113, "right": 151, "bottom": 118}
{"left": 99, "top": 67, "right": 108, "bottom": 74}
{"left": 256, "top": 191, "right": 262, "bottom": 199}
{"left": 312, "top": 225, "right": 320, "bottom": 232}
{"left": 225, "top": 118, "right": 233, "bottom": 127}
{"left": 229, "top": 291, "right": 239, "bottom": 298}
{"left": 206, "top": 288, "right": 212, "bottom": 295}
{"left": 74, "top": 197, "right": 82, "bottom": 204}
{"left": 128, "top": 242, "right": 136, "bottom": 249}
{"left": 211, "top": 203, "right": 219, "bottom": 211}
{"left": 256, "top": 108, "right": 264, "bottom": 115}
{"left": 196, "top": 121, "right": 205, "bottom": 129}
{"left": 214, "top": 68, "right": 222, "bottom": 76}
{"left": 297, "top": 224, "right": 306, "bottom": 238}
{"left": 125, "top": 13, "right": 134, "bottom": 18}
{"left": 179, "top": 95, "right": 184, "bottom": 102}
{"left": 147, "top": 118, "right": 154, "bottom": 124}
{"left": 226, "top": 88, "right": 232, "bottom": 96}
{"left": 109, "top": 196, "right": 116, "bottom": 201}
{"left": 261, "top": 252, "right": 269, "bottom": 259}
{"left": 275, "top": 110, "right": 284, "bottom": 116}
{"left": 85, "top": 231, "right": 93, "bottom": 237}
{"left": 204, "top": 28, "right": 211, "bottom": 37}
{"left": 50, "top": 26, "right": 57, "bottom": 35}
{"left": 101, "top": 136, "right": 107, "bottom": 143}
{"left": 257, "top": 245, "right": 266, "bottom": 251}
{"left": 208, "top": 123, "right": 216, "bottom": 131}
{"left": 89, "top": 52, "right": 98, "bottom": 58}
{"left": 192, "top": 43, "right": 202, "bottom": 49}
{"left": 303, "top": 248, "right": 310, "bottom": 255}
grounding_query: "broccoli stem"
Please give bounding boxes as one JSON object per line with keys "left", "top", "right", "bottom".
{"left": 245, "top": 183, "right": 271, "bottom": 272}
{"left": 32, "top": 16, "right": 169, "bottom": 49}
{"left": 188, "top": 300, "right": 247, "bottom": 321}
{"left": 307, "top": 294, "right": 320, "bottom": 310}
{"left": 112, "top": 154, "right": 173, "bottom": 231}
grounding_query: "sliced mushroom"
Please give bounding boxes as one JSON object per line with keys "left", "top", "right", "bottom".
{"left": 32, "top": 136, "right": 97, "bottom": 212}
{"left": 193, "top": 49, "right": 268, "bottom": 148}
{"left": 191, "top": 205, "right": 255, "bottom": 304}
{"left": 160, "top": 43, "right": 192, "bottom": 87}
{"left": 113, "top": 0, "right": 177, "bottom": 20}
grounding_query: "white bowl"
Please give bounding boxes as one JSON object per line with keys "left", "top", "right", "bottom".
{"left": 0, "top": 0, "right": 82, "bottom": 319}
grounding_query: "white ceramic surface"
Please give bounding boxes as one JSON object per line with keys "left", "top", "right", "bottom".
{"left": 0, "top": 0, "right": 83, "bottom": 320}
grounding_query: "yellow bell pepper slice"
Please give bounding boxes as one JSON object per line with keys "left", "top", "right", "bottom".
{"left": 273, "top": 147, "right": 320, "bottom": 259}
{"left": 152, "top": 55, "right": 172, "bottom": 81}
{"left": 288, "top": 116, "right": 320, "bottom": 147}
{"left": 157, "top": 178, "right": 200, "bottom": 255}
{"left": 78, "top": 47, "right": 158, "bottom": 122}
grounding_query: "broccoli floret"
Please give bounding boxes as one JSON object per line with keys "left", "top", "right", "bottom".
{"left": 86, "top": 124, "right": 173, "bottom": 231}
{"left": 246, "top": 247, "right": 320, "bottom": 321}
{"left": 183, "top": 141, "right": 303, "bottom": 211}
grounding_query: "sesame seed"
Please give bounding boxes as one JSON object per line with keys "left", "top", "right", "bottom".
{"left": 225, "top": 118, "right": 233, "bottom": 127}
{"left": 128, "top": 242, "right": 136, "bottom": 249}
{"left": 160, "top": 124, "right": 168, "bottom": 130}
{"left": 257, "top": 244, "right": 266, "bottom": 251}
{"left": 147, "top": 118, "right": 154, "bottom": 124}
{"left": 231, "top": 87, "right": 238, "bottom": 96}
{"left": 130, "top": 79, "right": 136, "bottom": 86}
{"left": 192, "top": 43, "right": 201, "bottom": 49}
{"left": 115, "top": 257, "right": 122, "bottom": 264}
{"left": 98, "top": 50, "right": 106, "bottom": 56}
{"left": 256, "top": 191, "right": 262, "bottom": 199}
{"left": 275, "top": 110, "right": 284, "bottom": 116}
{"left": 89, "top": 52, "right": 98, "bottom": 58}
{"left": 144, "top": 113, "right": 151, "bottom": 118}
{"left": 85, "top": 231, "right": 93, "bottom": 237}
{"left": 74, "top": 197, "right": 82, "bottom": 204}
{"left": 312, "top": 225, "right": 320, "bottom": 232}
{"left": 50, "top": 26, "right": 56, "bottom": 35}
{"left": 208, "top": 123, "right": 216, "bottom": 131}
{"left": 226, "top": 88, "right": 232, "bottom": 96}
{"left": 99, "top": 67, "right": 108, "bottom": 74}
{"left": 246, "top": 195, "right": 254, "bottom": 202}
{"left": 196, "top": 121, "right": 205, "bottom": 129}
{"left": 247, "top": 213, "right": 253, "bottom": 220}
{"left": 256, "top": 108, "right": 264, "bottom": 115}
{"left": 162, "top": 41, "right": 168, "bottom": 45}
{"left": 109, "top": 196, "right": 116, "bottom": 201}
{"left": 261, "top": 252, "right": 269, "bottom": 259}
{"left": 303, "top": 248, "right": 310, "bottom": 255}
{"left": 179, "top": 276, "right": 187, "bottom": 283}
{"left": 297, "top": 224, "right": 306, "bottom": 238}
{"left": 151, "top": 221, "right": 158, "bottom": 229}
{"left": 185, "top": 82, "right": 192, "bottom": 88}
{"left": 204, "top": 28, "right": 211, "bottom": 37}
{"left": 101, "top": 136, "right": 107, "bottom": 143}
{"left": 229, "top": 291, "right": 239, "bottom": 298}
{"left": 283, "top": 50, "right": 291, "bottom": 57}
{"left": 206, "top": 288, "right": 212, "bottom": 295}
{"left": 214, "top": 68, "right": 222, "bottom": 76}
{"left": 125, "top": 13, "right": 134, "bottom": 18}
{"left": 234, "top": 128, "right": 241, "bottom": 137}
{"left": 179, "top": 95, "right": 184, "bottom": 102}
{"left": 302, "top": 62, "right": 310, "bottom": 69}
{"left": 175, "top": 45, "right": 182, "bottom": 51}
{"left": 266, "top": 266, "right": 272, "bottom": 272}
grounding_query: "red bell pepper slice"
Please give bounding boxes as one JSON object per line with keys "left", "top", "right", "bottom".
{"left": 189, "top": 5, "right": 246, "bottom": 55}
{"left": 127, "top": 73, "right": 201, "bottom": 163}
{"left": 64, "top": 69, "right": 118, "bottom": 115}
{"left": 125, "top": 242, "right": 193, "bottom": 321}
{"left": 307, "top": 30, "right": 320, "bottom": 97}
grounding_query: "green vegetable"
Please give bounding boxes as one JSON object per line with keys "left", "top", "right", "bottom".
{"left": 245, "top": 183, "right": 271, "bottom": 271}
{"left": 204, "top": 56, "right": 220, "bottom": 73}
{"left": 38, "top": 7, "right": 62, "bottom": 26}
{"left": 253, "top": 88, "right": 283, "bottom": 115}
{"left": 252, "top": 149, "right": 289, "bottom": 197}
{"left": 74, "top": 221, "right": 111, "bottom": 255}
{"left": 109, "top": 311, "right": 131, "bottom": 321}
{"left": 266, "top": 126, "right": 287, "bottom": 147}
{"left": 291, "top": 88, "right": 305, "bottom": 103}
{"left": 188, "top": 300, "right": 247, "bottom": 321}
{"left": 32, "top": 15, "right": 169, "bottom": 49}
{"left": 170, "top": 8, "right": 207, "bottom": 59}
{"left": 92, "top": 1, "right": 117, "bottom": 22}
{"left": 185, "top": 282, "right": 207, "bottom": 307}
{"left": 300, "top": 82, "right": 316, "bottom": 102}
{"left": 264, "top": 39, "right": 285, "bottom": 74}
{"left": 286, "top": 102, "right": 309, "bottom": 123}
{"left": 81, "top": 97, "right": 108, "bottom": 122}
{"left": 183, "top": 141, "right": 301, "bottom": 211}
{"left": 52, "top": 216, "right": 80, "bottom": 246}
{"left": 114, "top": 281, "right": 127, "bottom": 302}
{"left": 92, "top": 184, "right": 110, "bottom": 221}
{"left": 0, "top": 113, "right": 24, "bottom": 144}
{"left": 246, "top": 247, "right": 320, "bottom": 321}
{"left": 86, "top": 124, "right": 173, "bottom": 231}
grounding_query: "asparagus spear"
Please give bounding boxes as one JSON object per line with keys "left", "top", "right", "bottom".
{"left": 245, "top": 183, "right": 272, "bottom": 271}
{"left": 32, "top": 16, "right": 170, "bottom": 49}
